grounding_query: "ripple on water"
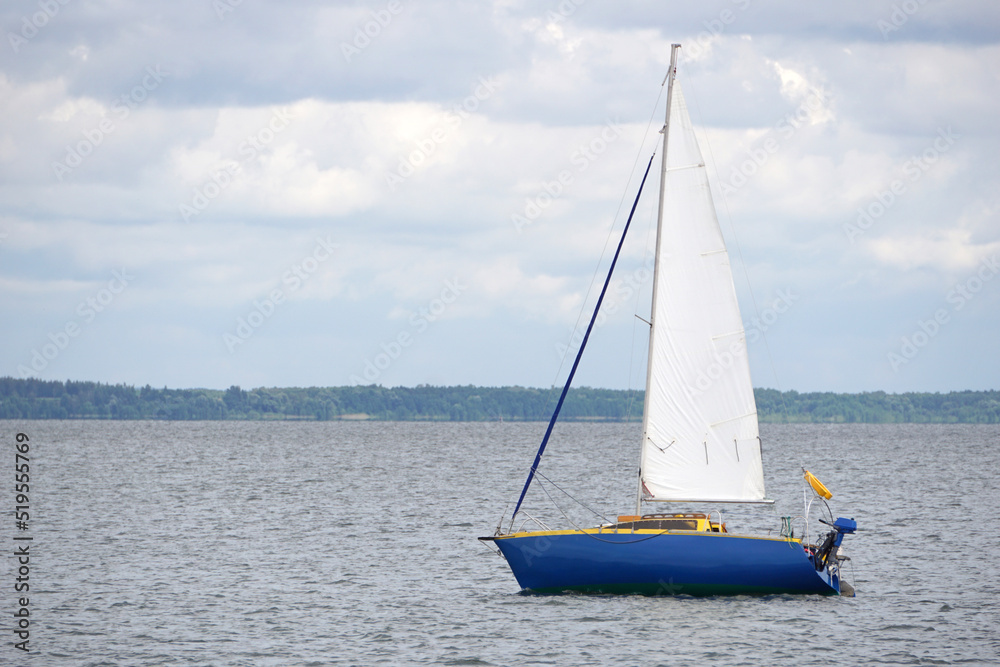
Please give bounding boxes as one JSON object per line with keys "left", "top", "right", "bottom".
{"left": 10, "top": 420, "right": 999, "bottom": 665}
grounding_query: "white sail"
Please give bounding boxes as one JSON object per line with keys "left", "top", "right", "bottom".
{"left": 639, "top": 81, "right": 766, "bottom": 502}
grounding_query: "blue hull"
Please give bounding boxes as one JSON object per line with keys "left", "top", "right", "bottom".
{"left": 492, "top": 531, "right": 840, "bottom": 596}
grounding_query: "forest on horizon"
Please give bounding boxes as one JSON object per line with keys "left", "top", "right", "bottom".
{"left": 2, "top": 377, "right": 999, "bottom": 423}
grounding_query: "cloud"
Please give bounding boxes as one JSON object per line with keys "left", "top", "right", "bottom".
{"left": 865, "top": 227, "right": 1000, "bottom": 275}
{"left": 1, "top": 0, "right": 998, "bottom": 391}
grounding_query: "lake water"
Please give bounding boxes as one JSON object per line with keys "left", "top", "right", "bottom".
{"left": 3, "top": 420, "right": 998, "bottom": 666}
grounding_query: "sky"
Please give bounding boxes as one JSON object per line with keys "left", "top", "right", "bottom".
{"left": 1, "top": 0, "right": 998, "bottom": 393}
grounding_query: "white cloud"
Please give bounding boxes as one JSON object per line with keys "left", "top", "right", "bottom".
{"left": 864, "top": 213, "right": 1000, "bottom": 275}
{"left": 1, "top": 1, "right": 998, "bottom": 390}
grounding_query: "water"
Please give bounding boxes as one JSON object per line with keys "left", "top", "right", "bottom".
{"left": 3, "top": 420, "right": 998, "bottom": 666}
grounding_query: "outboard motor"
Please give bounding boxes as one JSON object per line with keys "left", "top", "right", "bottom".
{"left": 814, "top": 517, "right": 857, "bottom": 570}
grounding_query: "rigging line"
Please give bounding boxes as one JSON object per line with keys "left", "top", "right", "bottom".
{"left": 819, "top": 497, "right": 835, "bottom": 525}
{"left": 512, "top": 152, "right": 657, "bottom": 520}
{"left": 478, "top": 537, "right": 502, "bottom": 557}
{"left": 552, "top": 82, "right": 669, "bottom": 387}
{"left": 536, "top": 478, "right": 586, "bottom": 529}
{"left": 682, "top": 75, "right": 789, "bottom": 418}
{"left": 534, "top": 469, "right": 614, "bottom": 524}
{"left": 535, "top": 475, "right": 678, "bottom": 545}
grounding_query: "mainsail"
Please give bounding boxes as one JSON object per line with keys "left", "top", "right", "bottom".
{"left": 639, "top": 81, "right": 766, "bottom": 503}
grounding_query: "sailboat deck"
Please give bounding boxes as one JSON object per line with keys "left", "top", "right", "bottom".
{"left": 609, "top": 513, "right": 723, "bottom": 532}
{"left": 489, "top": 524, "right": 801, "bottom": 545}
{"left": 488, "top": 512, "right": 805, "bottom": 542}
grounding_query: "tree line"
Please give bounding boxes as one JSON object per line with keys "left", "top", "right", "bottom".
{"left": 1, "top": 377, "right": 998, "bottom": 423}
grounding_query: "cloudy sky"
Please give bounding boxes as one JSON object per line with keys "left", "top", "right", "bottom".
{"left": 2, "top": 0, "right": 998, "bottom": 393}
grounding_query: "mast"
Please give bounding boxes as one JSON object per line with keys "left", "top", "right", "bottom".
{"left": 635, "top": 43, "right": 680, "bottom": 515}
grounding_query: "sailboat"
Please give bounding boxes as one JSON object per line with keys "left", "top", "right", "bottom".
{"left": 480, "top": 44, "right": 857, "bottom": 596}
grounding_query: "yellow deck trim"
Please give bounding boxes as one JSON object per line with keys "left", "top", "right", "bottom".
{"left": 496, "top": 528, "right": 800, "bottom": 543}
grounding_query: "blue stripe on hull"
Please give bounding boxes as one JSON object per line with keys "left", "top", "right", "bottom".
{"left": 494, "top": 532, "right": 839, "bottom": 596}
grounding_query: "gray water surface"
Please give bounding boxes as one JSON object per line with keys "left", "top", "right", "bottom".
{"left": 4, "top": 421, "right": 999, "bottom": 665}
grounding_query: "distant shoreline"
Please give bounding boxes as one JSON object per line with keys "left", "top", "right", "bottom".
{"left": 2, "top": 378, "right": 998, "bottom": 423}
